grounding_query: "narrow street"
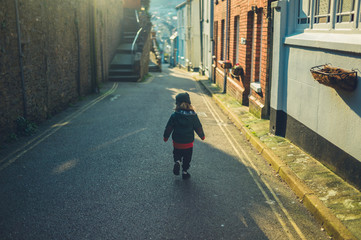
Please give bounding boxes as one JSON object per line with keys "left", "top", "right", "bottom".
{"left": 0, "top": 68, "right": 329, "bottom": 239}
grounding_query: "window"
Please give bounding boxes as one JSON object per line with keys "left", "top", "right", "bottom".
{"left": 297, "top": 0, "right": 360, "bottom": 30}
{"left": 314, "top": 0, "right": 331, "bottom": 24}
{"left": 221, "top": 20, "right": 225, "bottom": 60}
{"left": 234, "top": 16, "right": 240, "bottom": 64}
{"left": 298, "top": 0, "right": 311, "bottom": 24}
{"left": 214, "top": 21, "right": 218, "bottom": 60}
{"left": 336, "top": 0, "right": 356, "bottom": 23}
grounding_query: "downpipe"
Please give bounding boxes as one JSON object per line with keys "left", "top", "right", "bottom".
{"left": 14, "top": 0, "right": 27, "bottom": 118}
{"left": 199, "top": 0, "right": 204, "bottom": 76}
{"left": 223, "top": 0, "right": 230, "bottom": 93}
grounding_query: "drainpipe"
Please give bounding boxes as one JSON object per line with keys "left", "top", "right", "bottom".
{"left": 210, "top": 0, "right": 215, "bottom": 83}
{"left": 199, "top": 0, "right": 204, "bottom": 75}
{"left": 74, "top": 10, "right": 81, "bottom": 97}
{"left": 265, "top": 0, "right": 274, "bottom": 118}
{"left": 14, "top": 0, "right": 27, "bottom": 118}
{"left": 223, "top": 0, "right": 230, "bottom": 93}
{"left": 89, "top": 0, "right": 98, "bottom": 93}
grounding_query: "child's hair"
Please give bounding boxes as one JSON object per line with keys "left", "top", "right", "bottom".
{"left": 175, "top": 102, "right": 195, "bottom": 111}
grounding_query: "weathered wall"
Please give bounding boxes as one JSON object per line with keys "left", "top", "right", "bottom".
{"left": 123, "top": 0, "right": 141, "bottom": 9}
{"left": 140, "top": 31, "right": 151, "bottom": 79}
{"left": 0, "top": 0, "right": 124, "bottom": 143}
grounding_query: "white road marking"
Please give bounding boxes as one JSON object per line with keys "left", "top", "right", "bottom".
{"left": 197, "top": 83, "right": 307, "bottom": 240}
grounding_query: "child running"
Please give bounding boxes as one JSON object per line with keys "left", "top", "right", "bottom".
{"left": 163, "top": 92, "right": 205, "bottom": 179}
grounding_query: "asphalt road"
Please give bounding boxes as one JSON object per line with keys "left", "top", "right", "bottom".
{"left": 0, "top": 68, "right": 329, "bottom": 239}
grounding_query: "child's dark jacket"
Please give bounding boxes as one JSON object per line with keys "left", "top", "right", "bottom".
{"left": 163, "top": 110, "right": 205, "bottom": 144}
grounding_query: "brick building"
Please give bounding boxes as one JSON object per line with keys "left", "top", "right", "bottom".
{"left": 213, "top": 0, "right": 272, "bottom": 118}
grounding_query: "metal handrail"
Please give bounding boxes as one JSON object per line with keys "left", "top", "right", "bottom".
{"left": 131, "top": 27, "right": 143, "bottom": 55}
{"left": 135, "top": 10, "right": 139, "bottom": 23}
{"left": 131, "top": 10, "right": 141, "bottom": 57}
{"left": 131, "top": 27, "right": 143, "bottom": 67}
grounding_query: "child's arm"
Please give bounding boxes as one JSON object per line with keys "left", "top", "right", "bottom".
{"left": 195, "top": 127, "right": 205, "bottom": 140}
{"left": 163, "top": 115, "right": 174, "bottom": 142}
{"left": 194, "top": 116, "right": 205, "bottom": 140}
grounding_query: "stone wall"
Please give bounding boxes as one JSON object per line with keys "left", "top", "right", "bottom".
{"left": 0, "top": 0, "right": 124, "bottom": 143}
{"left": 139, "top": 31, "right": 151, "bottom": 80}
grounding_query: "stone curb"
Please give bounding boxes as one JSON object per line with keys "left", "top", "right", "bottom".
{"left": 196, "top": 77, "right": 357, "bottom": 240}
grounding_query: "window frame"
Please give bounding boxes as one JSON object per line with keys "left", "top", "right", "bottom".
{"left": 234, "top": 15, "right": 240, "bottom": 64}
{"left": 296, "top": 0, "right": 361, "bottom": 32}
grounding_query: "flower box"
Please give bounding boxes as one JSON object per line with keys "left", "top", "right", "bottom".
{"left": 310, "top": 64, "right": 357, "bottom": 91}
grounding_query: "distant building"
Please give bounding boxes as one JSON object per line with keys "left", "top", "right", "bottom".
{"left": 176, "top": 0, "right": 201, "bottom": 72}
{"left": 169, "top": 32, "right": 178, "bottom": 67}
{"left": 176, "top": 2, "right": 187, "bottom": 68}
{"left": 200, "top": 0, "right": 214, "bottom": 79}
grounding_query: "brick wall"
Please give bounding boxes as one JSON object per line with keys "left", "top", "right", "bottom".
{"left": 0, "top": 0, "right": 124, "bottom": 143}
{"left": 213, "top": 0, "right": 271, "bottom": 117}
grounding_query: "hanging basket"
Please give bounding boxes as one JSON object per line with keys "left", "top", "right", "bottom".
{"left": 310, "top": 64, "right": 357, "bottom": 91}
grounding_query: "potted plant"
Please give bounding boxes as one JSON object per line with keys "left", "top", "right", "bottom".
{"left": 221, "top": 60, "right": 232, "bottom": 69}
{"left": 232, "top": 63, "right": 243, "bottom": 76}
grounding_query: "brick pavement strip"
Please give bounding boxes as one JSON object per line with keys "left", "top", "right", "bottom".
{"left": 191, "top": 72, "right": 361, "bottom": 240}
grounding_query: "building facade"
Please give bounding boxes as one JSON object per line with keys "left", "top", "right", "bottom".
{"left": 200, "top": 0, "right": 214, "bottom": 78}
{"left": 169, "top": 31, "right": 178, "bottom": 67}
{"left": 176, "top": 0, "right": 201, "bottom": 72}
{"left": 270, "top": 0, "right": 361, "bottom": 188}
{"left": 176, "top": 2, "right": 187, "bottom": 68}
{"left": 213, "top": 0, "right": 272, "bottom": 118}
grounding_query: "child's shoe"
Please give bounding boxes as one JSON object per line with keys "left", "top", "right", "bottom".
{"left": 173, "top": 161, "right": 181, "bottom": 175}
{"left": 182, "top": 171, "right": 191, "bottom": 180}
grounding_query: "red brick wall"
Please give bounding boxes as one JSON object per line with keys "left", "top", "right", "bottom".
{"left": 213, "top": 0, "right": 271, "bottom": 115}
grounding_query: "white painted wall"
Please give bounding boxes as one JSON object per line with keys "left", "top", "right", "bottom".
{"left": 202, "top": 0, "right": 213, "bottom": 77}
{"left": 271, "top": 0, "right": 361, "bottom": 161}
{"left": 189, "top": 0, "right": 201, "bottom": 70}
{"left": 176, "top": 3, "right": 187, "bottom": 67}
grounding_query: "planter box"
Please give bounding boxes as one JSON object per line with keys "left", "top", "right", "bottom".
{"left": 310, "top": 64, "right": 357, "bottom": 91}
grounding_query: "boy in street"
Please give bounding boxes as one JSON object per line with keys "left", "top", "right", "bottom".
{"left": 163, "top": 92, "right": 205, "bottom": 179}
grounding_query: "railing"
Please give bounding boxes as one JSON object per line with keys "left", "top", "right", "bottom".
{"left": 131, "top": 27, "right": 143, "bottom": 65}
{"left": 130, "top": 10, "right": 152, "bottom": 71}
{"left": 131, "top": 9, "right": 141, "bottom": 67}
{"left": 135, "top": 10, "right": 139, "bottom": 24}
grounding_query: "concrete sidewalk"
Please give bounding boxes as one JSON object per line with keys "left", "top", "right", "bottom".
{"left": 190, "top": 72, "right": 361, "bottom": 240}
